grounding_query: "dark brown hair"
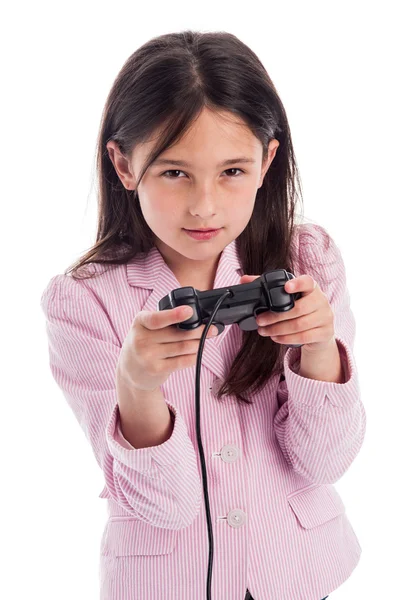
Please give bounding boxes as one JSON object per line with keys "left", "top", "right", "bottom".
{"left": 65, "top": 30, "right": 323, "bottom": 405}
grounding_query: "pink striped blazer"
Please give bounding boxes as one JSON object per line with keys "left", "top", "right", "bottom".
{"left": 40, "top": 222, "right": 366, "bottom": 600}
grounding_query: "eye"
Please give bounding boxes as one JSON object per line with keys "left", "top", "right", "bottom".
{"left": 160, "top": 168, "right": 245, "bottom": 179}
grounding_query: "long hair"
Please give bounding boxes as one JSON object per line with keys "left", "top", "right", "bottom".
{"left": 65, "top": 30, "right": 323, "bottom": 405}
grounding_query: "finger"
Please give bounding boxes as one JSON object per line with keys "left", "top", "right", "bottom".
{"left": 257, "top": 292, "right": 319, "bottom": 326}
{"left": 259, "top": 309, "right": 325, "bottom": 337}
{"left": 163, "top": 322, "right": 219, "bottom": 342}
{"left": 285, "top": 274, "right": 317, "bottom": 296}
{"left": 139, "top": 305, "right": 194, "bottom": 330}
{"left": 138, "top": 308, "right": 218, "bottom": 341}
{"left": 268, "top": 326, "right": 327, "bottom": 345}
{"left": 240, "top": 275, "right": 260, "bottom": 283}
{"left": 173, "top": 307, "right": 219, "bottom": 338}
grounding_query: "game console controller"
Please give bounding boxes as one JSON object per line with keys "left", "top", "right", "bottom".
{"left": 158, "top": 269, "right": 303, "bottom": 348}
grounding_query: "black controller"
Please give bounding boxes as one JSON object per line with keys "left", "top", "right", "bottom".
{"left": 158, "top": 269, "right": 303, "bottom": 348}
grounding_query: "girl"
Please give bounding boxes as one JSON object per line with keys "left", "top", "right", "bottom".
{"left": 40, "top": 30, "right": 366, "bottom": 600}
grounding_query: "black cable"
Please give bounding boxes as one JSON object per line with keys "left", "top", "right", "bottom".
{"left": 194, "top": 289, "right": 233, "bottom": 600}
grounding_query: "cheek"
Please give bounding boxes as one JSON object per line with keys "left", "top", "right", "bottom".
{"left": 139, "top": 183, "right": 178, "bottom": 214}
{"left": 230, "top": 192, "right": 256, "bottom": 217}
{"left": 143, "top": 200, "right": 180, "bottom": 225}
{"left": 151, "top": 182, "right": 181, "bottom": 210}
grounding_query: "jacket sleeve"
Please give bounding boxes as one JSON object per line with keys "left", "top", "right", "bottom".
{"left": 40, "top": 274, "right": 202, "bottom": 530}
{"left": 273, "top": 223, "right": 367, "bottom": 484}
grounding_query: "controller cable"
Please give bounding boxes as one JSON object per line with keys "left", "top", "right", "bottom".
{"left": 194, "top": 289, "right": 233, "bottom": 600}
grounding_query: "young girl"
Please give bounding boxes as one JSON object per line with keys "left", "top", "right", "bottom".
{"left": 40, "top": 30, "right": 366, "bottom": 600}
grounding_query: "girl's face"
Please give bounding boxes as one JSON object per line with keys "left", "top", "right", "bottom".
{"left": 107, "top": 107, "right": 279, "bottom": 286}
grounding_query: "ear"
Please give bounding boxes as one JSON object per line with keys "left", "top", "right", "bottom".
{"left": 259, "top": 138, "right": 280, "bottom": 187}
{"left": 106, "top": 141, "right": 136, "bottom": 190}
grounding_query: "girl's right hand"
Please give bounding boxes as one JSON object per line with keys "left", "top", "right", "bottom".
{"left": 116, "top": 305, "right": 219, "bottom": 392}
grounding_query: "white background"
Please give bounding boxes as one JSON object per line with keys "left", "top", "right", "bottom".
{"left": 2, "top": 1, "right": 398, "bottom": 598}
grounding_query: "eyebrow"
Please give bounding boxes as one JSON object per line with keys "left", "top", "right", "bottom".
{"left": 151, "top": 157, "right": 257, "bottom": 168}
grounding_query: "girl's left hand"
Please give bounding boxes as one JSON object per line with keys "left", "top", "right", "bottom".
{"left": 239, "top": 274, "right": 336, "bottom": 354}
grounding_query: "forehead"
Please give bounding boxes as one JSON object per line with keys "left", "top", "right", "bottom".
{"left": 133, "top": 107, "right": 263, "bottom": 165}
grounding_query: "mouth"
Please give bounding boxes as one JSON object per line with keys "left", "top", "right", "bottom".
{"left": 182, "top": 227, "right": 223, "bottom": 240}
{"left": 183, "top": 228, "right": 221, "bottom": 232}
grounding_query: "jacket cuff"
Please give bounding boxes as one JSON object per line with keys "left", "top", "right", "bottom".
{"left": 106, "top": 400, "right": 186, "bottom": 471}
{"left": 283, "top": 336, "right": 359, "bottom": 408}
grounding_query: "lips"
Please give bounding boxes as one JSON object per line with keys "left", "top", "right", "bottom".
{"left": 183, "top": 228, "right": 222, "bottom": 240}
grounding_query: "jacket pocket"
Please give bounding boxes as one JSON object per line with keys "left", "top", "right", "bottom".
{"left": 287, "top": 483, "right": 346, "bottom": 529}
{"left": 100, "top": 518, "right": 179, "bottom": 557}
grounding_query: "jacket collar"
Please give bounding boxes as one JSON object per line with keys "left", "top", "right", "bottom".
{"left": 124, "top": 238, "right": 243, "bottom": 381}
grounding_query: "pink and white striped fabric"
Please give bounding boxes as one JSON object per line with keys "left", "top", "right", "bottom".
{"left": 40, "top": 222, "right": 366, "bottom": 600}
